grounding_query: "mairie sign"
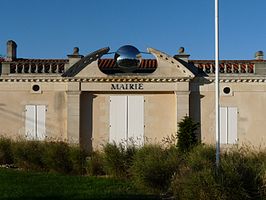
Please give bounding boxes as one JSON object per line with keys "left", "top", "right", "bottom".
{"left": 111, "top": 83, "right": 144, "bottom": 90}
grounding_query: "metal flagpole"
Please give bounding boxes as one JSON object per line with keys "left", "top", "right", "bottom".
{"left": 215, "top": 0, "right": 220, "bottom": 168}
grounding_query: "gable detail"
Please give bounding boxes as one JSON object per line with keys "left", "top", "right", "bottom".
{"left": 147, "top": 47, "right": 195, "bottom": 78}
{"left": 62, "top": 47, "right": 110, "bottom": 77}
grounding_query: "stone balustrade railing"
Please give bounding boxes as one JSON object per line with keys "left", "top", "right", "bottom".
{"left": 196, "top": 63, "right": 254, "bottom": 74}
{"left": 9, "top": 62, "right": 65, "bottom": 74}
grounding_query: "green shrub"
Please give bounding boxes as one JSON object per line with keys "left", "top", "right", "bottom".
{"left": 103, "top": 143, "right": 136, "bottom": 178}
{"left": 257, "top": 150, "right": 266, "bottom": 195}
{"left": 42, "top": 141, "right": 72, "bottom": 174}
{"left": 171, "top": 167, "right": 221, "bottom": 200}
{"left": 177, "top": 116, "right": 199, "bottom": 153}
{"left": 131, "top": 145, "right": 180, "bottom": 193}
{"left": 69, "top": 146, "right": 88, "bottom": 175}
{"left": 219, "top": 149, "right": 265, "bottom": 199}
{"left": 0, "top": 137, "right": 13, "bottom": 165}
{"left": 185, "top": 144, "right": 216, "bottom": 171}
{"left": 13, "top": 140, "right": 45, "bottom": 170}
{"left": 171, "top": 145, "right": 221, "bottom": 199}
{"left": 11, "top": 139, "right": 89, "bottom": 175}
{"left": 86, "top": 151, "right": 105, "bottom": 176}
{"left": 171, "top": 145, "right": 266, "bottom": 200}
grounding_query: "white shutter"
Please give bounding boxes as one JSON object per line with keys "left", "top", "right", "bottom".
{"left": 220, "top": 107, "right": 237, "bottom": 144}
{"left": 127, "top": 96, "right": 144, "bottom": 146}
{"left": 36, "top": 105, "right": 46, "bottom": 140}
{"left": 25, "top": 105, "right": 36, "bottom": 139}
{"left": 228, "top": 107, "right": 237, "bottom": 144}
{"left": 220, "top": 107, "right": 227, "bottom": 144}
{"left": 109, "top": 96, "right": 127, "bottom": 144}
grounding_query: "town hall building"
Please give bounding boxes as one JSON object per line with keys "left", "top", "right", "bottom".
{"left": 0, "top": 40, "right": 265, "bottom": 151}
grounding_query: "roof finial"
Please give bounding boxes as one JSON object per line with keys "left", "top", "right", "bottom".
{"left": 255, "top": 51, "right": 264, "bottom": 60}
{"left": 73, "top": 47, "right": 79, "bottom": 55}
{"left": 174, "top": 47, "right": 190, "bottom": 62}
{"left": 178, "top": 47, "right": 185, "bottom": 54}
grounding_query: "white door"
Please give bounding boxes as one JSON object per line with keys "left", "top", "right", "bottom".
{"left": 109, "top": 96, "right": 144, "bottom": 146}
{"left": 127, "top": 96, "right": 144, "bottom": 145}
{"left": 109, "top": 96, "right": 127, "bottom": 144}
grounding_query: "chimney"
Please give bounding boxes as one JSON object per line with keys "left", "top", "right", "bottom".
{"left": 174, "top": 47, "right": 190, "bottom": 62}
{"left": 255, "top": 51, "right": 264, "bottom": 60}
{"left": 6, "top": 40, "right": 17, "bottom": 61}
{"left": 67, "top": 47, "right": 83, "bottom": 67}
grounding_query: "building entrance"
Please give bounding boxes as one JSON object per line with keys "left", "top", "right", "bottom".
{"left": 109, "top": 95, "right": 144, "bottom": 146}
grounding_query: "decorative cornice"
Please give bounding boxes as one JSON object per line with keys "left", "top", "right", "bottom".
{"left": 204, "top": 75, "right": 266, "bottom": 83}
{"left": 3, "top": 73, "right": 266, "bottom": 83}
{"left": 79, "top": 77, "right": 191, "bottom": 83}
{"left": 0, "top": 77, "right": 191, "bottom": 83}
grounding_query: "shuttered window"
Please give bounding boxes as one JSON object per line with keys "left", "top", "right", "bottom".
{"left": 25, "top": 105, "right": 46, "bottom": 140}
{"left": 109, "top": 96, "right": 144, "bottom": 146}
{"left": 220, "top": 107, "right": 237, "bottom": 144}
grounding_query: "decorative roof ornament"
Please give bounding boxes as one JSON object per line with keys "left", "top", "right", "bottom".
{"left": 114, "top": 45, "right": 142, "bottom": 72}
{"left": 73, "top": 47, "right": 80, "bottom": 55}
{"left": 178, "top": 47, "right": 185, "bottom": 54}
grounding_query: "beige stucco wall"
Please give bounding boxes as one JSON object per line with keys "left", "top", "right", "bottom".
{"left": 144, "top": 93, "right": 177, "bottom": 143}
{"left": 80, "top": 92, "right": 177, "bottom": 150}
{"left": 0, "top": 78, "right": 190, "bottom": 150}
{"left": 191, "top": 78, "right": 266, "bottom": 148}
{"left": 0, "top": 82, "right": 67, "bottom": 140}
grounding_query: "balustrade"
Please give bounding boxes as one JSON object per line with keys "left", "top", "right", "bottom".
{"left": 197, "top": 63, "right": 254, "bottom": 74}
{"left": 10, "top": 63, "right": 65, "bottom": 74}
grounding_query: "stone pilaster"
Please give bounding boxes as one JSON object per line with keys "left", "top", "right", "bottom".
{"left": 176, "top": 91, "right": 190, "bottom": 123}
{"left": 66, "top": 91, "right": 81, "bottom": 143}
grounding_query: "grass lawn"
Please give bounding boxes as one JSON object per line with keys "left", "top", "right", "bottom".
{"left": 0, "top": 168, "right": 160, "bottom": 200}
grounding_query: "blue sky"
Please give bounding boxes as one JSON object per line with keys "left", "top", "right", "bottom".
{"left": 0, "top": 0, "right": 265, "bottom": 60}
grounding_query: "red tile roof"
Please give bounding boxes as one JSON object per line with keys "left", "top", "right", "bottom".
{"left": 1, "top": 57, "right": 265, "bottom": 75}
{"left": 98, "top": 58, "right": 157, "bottom": 69}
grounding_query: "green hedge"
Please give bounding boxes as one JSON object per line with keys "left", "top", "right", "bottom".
{"left": 69, "top": 146, "right": 88, "bottom": 175}
{"left": 103, "top": 143, "right": 137, "bottom": 178}
{"left": 0, "top": 137, "right": 265, "bottom": 199}
{"left": 0, "top": 137, "right": 13, "bottom": 165}
{"left": 171, "top": 145, "right": 266, "bottom": 200}
{"left": 86, "top": 151, "right": 105, "bottom": 176}
{"left": 131, "top": 145, "right": 181, "bottom": 193}
{"left": 13, "top": 140, "right": 45, "bottom": 170}
{"left": 42, "top": 141, "right": 73, "bottom": 173}
{"left": 0, "top": 139, "right": 89, "bottom": 174}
